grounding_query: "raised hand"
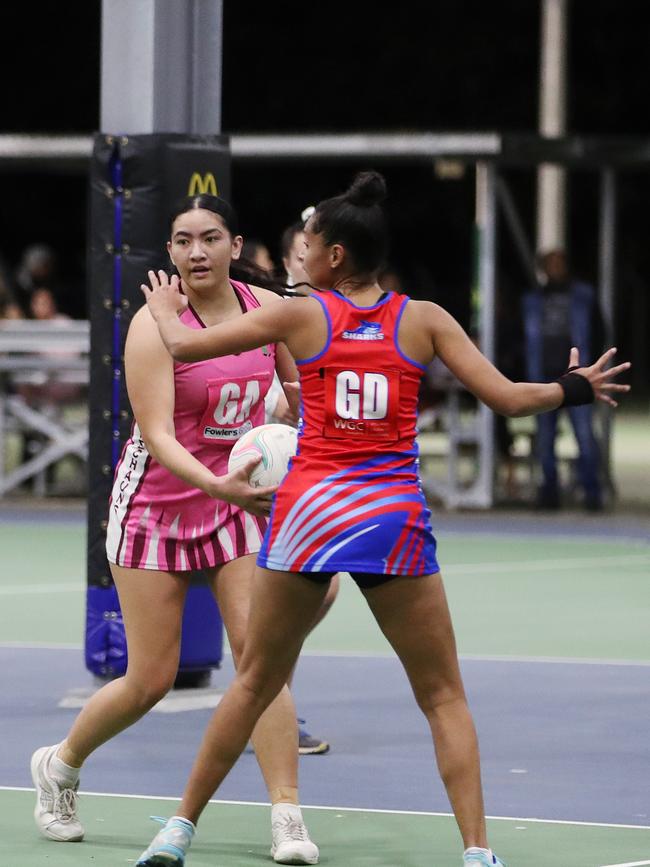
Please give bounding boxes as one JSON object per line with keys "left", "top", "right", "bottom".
{"left": 140, "top": 270, "right": 188, "bottom": 320}
{"left": 567, "top": 347, "right": 631, "bottom": 407}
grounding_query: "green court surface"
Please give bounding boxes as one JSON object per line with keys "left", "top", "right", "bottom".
{"left": 1, "top": 521, "right": 648, "bottom": 662}
{"left": 3, "top": 789, "right": 649, "bottom": 867}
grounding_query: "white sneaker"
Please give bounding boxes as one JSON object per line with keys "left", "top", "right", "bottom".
{"left": 31, "top": 745, "right": 84, "bottom": 842}
{"left": 271, "top": 804, "right": 319, "bottom": 865}
{"left": 463, "top": 847, "right": 506, "bottom": 866}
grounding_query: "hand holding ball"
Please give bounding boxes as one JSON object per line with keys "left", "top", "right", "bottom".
{"left": 227, "top": 424, "right": 298, "bottom": 488}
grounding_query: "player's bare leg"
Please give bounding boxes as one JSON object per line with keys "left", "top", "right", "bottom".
{"left": 209, "top": 555, "right": 301, "bottom": 804}
{"left": 33, "top": 565, "right": 189, "bottom": 841}
{"left": 362, "top": 572, "right": 489, "bottom": 852}
{"left": 179, "top": 568, "right": 329, "bottom": 824}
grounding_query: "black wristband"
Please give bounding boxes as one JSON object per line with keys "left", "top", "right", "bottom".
{"left": 557, "top": 368, "right": 595, "bottom": 407}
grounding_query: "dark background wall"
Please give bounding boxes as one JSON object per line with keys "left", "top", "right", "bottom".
{"left": 1, "top": 0, "right": 648, "bottom": 392}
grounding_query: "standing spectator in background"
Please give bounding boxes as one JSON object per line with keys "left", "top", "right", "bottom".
{"left": 523, "top": 249, "right": 605, "bottom": 511}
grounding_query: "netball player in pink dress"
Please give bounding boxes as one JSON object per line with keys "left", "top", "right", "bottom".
{"left": 30, "top": 194, "right": 319, "bottom": 865}
{"left": 136, "top": 171, "right": 630, "bottom": 867}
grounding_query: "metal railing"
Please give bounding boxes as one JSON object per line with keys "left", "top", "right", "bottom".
{"left": 0, "top": 320, "right": 89, "bottom": 496}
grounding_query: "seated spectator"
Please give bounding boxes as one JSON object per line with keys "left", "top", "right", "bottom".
{"left": 15, "top": 287, "right": 84, "bottom": 406}
{"left": 0, "top": 259, "right": 22, "bottom": 320}
{"left": 30, "top": 287, "right": 69, "bottom": 324}
{"left": 13, "top": 287, "right": 85, "bottom": 491}
{"left": 12, "top": 244, "right": 60, "bottom": 317}
{"left": 0, "top": 292, "right": 22, "bottom": 320}
{"left": 0, "top": 300, "right": 23, "bottom": 320}
{"left": 240, "top": 238, "right": 275, "bottom": 275}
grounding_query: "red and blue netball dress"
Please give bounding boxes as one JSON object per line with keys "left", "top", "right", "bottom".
{"left": 257, "top": 290, "right": 439, "bottom": 577}
{"left": 106, "top": 281, "right": 274, "bottom": 571}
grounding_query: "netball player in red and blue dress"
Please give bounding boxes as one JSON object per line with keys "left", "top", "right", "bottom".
{"left": 137, "top": 172, "right": 630, "bottom": 867}
{"left": 30, "top": 195, "right": 320, "bottom": 866}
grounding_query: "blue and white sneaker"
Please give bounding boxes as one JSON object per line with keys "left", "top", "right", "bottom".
{"left": 463, "top": 848, "right": 506, "bottom": 867}
{"left": 297, "top": 719, "right": 330, "bottom": 756}
{"left": 136, "top": 816, "right": 195, "bottom": 866}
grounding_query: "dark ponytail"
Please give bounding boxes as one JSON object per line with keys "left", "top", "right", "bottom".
{"left": 346, "top": 171, "right": 387, "bottom": 207}
{"left": 311, "top": 171, "right": 389, "bottom": 273}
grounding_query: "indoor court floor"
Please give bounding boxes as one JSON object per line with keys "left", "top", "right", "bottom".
{"left": 1, "top": 503, "right": 648, "bottom": 866}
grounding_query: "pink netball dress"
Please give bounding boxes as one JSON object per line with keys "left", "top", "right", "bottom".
{"left": 106, "top": 281, "right": 275, "bottom": 571}
{"left": 257, "top": 290, "right": 439, "bottom": 577}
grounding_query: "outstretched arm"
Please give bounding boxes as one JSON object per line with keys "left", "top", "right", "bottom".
{"left": 141, "top": 270, "right": 294, "bottom": 362}
{"left": 426, "top": 304, "right": 630, "bottom": 416}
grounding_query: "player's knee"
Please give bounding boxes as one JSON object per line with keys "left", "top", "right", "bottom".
{"left": 412, "top": 679, "right": 464, "bottom": 718}
{"left": 124, "top": 670, "right": 176, "bottom": 709}
{"left": 238, "top": 666, "right": 285, "bottom": 711}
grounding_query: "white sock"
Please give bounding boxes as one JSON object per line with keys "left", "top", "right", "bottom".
{"left": 464, "top": 849, "right": 493, "bottom": 862}
{"left": 49, "top": 749, "right": 81, "bottom": 787}
{"left": 169, "top": 816, "right": 196, "bottom": 831}
{"left": 272, "top": 803, "right": 302, "bottom": 822}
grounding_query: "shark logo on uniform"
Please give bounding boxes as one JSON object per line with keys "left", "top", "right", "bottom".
{"left": 341, "top": 320, "right": 385, "bottom": 341}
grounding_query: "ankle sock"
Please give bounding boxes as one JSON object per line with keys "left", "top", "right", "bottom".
{"left": 464, "top": 848, "right": 494, "bottom": 863}
{"left": 272, "top": 803, "right": 302, "bottom": 822}
{"left": 50, "top": 748, "right": 80, "bottom": 787}
{"left": 169, "top": 815, "right": 195, "bottom": 832}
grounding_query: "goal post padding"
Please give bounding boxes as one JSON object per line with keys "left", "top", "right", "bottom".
{"left": 86, "top": 133, "right": 230, "bottom": 679}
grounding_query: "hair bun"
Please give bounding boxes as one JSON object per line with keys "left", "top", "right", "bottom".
{"left": 346, "top": 171, "right": 387, "bottom": 207}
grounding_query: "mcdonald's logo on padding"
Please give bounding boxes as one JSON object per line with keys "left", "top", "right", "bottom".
{"left": 188, "top": 172, "right": 218, "bottom": 196}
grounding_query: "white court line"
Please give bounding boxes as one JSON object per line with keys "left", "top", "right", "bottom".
{"left": 1, "top": 786, "right": 649, "bottom": 830}
{"left": 599, "top": 861, "right": 650, "bottom": 867}
{"left": 0, "top": 582, "right": 81, "bottom": 595}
